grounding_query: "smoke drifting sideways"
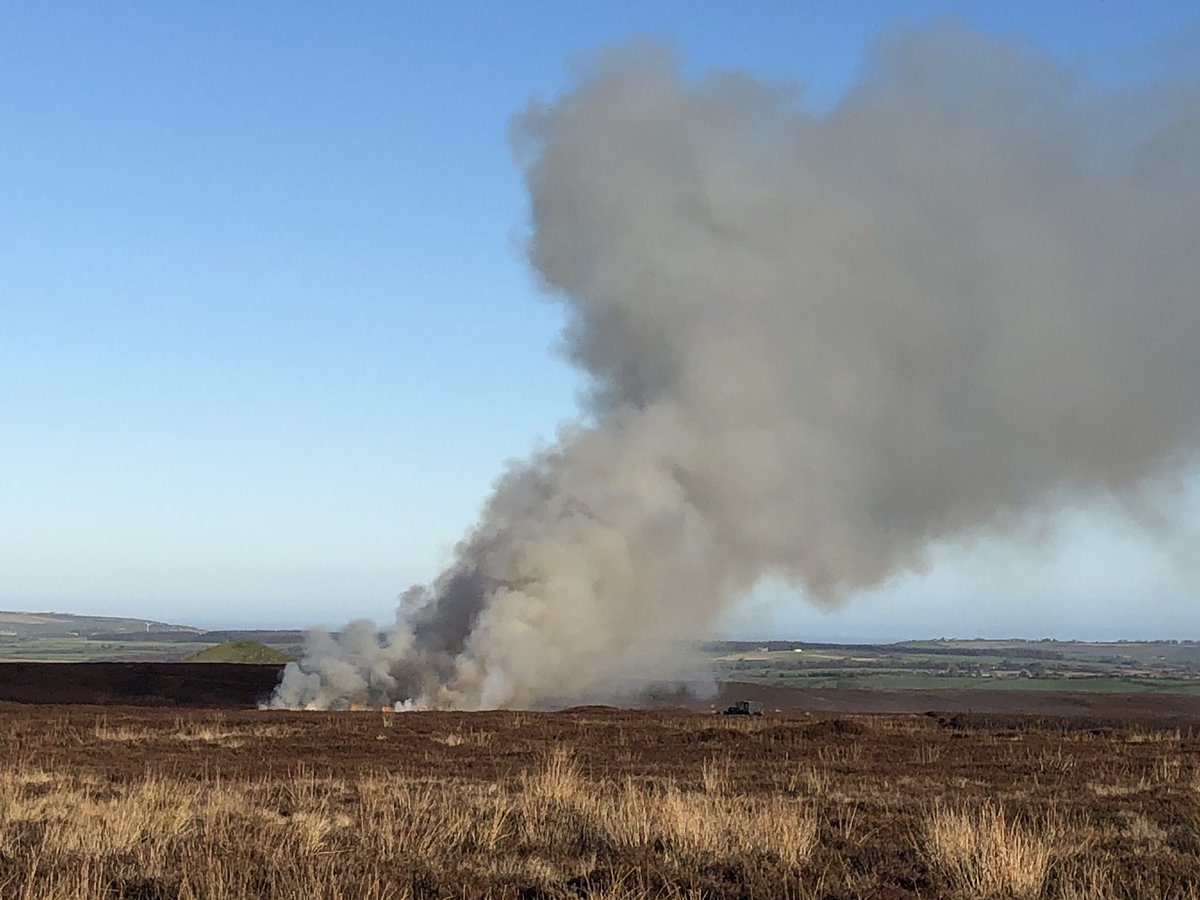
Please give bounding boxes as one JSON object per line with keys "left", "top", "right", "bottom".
{"left": 271, "top": 24, "right": 1200, "bottom": 711}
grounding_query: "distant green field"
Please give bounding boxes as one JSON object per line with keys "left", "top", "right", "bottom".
{"left": 0, "top": 610, "right": 302, "bottom": 662}
{"left": 184, "top": 641, "right": 293, "bottom": 664}
{"left": 707, "top": 638, "right": 1200, "bottom": 694}
{"left": 756, "top": 673, "right": 1200, "bottom": 694}
{"left": 0, "top": 636, "right": 216, "bottom": 663}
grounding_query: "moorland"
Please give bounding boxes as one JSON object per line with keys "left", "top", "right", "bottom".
{"left": 4, "top": 610, "right": 1200, "bottom": 897}
{"left": 1, "top": 702, "right": 1198, "bottom": 899}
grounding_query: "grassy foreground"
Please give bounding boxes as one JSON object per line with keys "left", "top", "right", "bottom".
{"left": 0, "top": 707, "right": 1198, "bottom": 898}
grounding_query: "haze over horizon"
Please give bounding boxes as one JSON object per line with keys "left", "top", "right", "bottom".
{"left": 3, "top": 3, "right": 1199, "bottom": 651}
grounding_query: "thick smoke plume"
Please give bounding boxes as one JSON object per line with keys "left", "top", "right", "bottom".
{"left": 273, "top": 25, "right": 1200, "bottom": 710}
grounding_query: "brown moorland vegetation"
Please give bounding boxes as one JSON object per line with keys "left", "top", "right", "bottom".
{"left": 0, "top": 703, "right": 1198, "bottom": 899}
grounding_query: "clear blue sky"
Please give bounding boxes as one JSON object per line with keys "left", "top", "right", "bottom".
{"left": 3, "top": 2, "right": 1197, "bottom": 638}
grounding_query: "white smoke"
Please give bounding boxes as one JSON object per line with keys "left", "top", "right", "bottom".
{"left": 272, "top": 24, "right": 1200, "bottom": 710}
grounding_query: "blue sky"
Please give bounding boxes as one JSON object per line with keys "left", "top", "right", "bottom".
{"left": 2, "top": 2, "right": 1197, "bottom": 638}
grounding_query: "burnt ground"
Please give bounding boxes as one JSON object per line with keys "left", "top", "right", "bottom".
{"left": 0, "top": 662, "right": 283, "bottom": 708}
{"left": 2, "top": 662, "right": 1199, "bottom": 724}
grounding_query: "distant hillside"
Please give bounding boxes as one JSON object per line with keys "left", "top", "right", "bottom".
{"left": 0, "top": 610, "right": 301, "bottom": 663}
{"left": 0, "top": 610, "right": 201, "bottom": 638}
{"left": 184, "top": 641, "right": 293, "bottom": 664}
{"left": 87, "top": 628, "right": 303, "bottom": 644}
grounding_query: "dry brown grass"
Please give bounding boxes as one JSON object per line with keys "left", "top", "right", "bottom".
{"left": 430, "top": 727, "right": 493, "bottom": 747}
{"left": 0, "top": 707, "right": 1198, "bottom": 898}
{"left": 91, "top": 715, "right": 297, "bottom": 748}
{"left": 0, "top": 747, "right": 818, "bottom": 898}
{"left": 922, "top": 802, "right": 1062, "bottom": 897}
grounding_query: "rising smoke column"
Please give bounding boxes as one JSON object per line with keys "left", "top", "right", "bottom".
{"left": 272, "top": 24, "right": 1200, "bottom": 710}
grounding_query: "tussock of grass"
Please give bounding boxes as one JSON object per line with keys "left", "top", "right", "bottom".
{"left": 515, "top": 748, "right": 819, "bottom": 869}
{"left": 430, "top": 728, "right": 493, "bottom": 747}
{"left": 923, "top": 802, "right": 1062, "bottom": 897}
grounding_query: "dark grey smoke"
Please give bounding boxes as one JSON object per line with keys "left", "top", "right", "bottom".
{"left": 272, "top": 23, "right": 1200, "bottom": 710}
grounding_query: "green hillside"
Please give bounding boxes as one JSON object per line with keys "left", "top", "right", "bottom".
{"left": 0, "top": 610, "right": 200, "bottom": 638}
{"left": 184, "top": 641, "right": 293, "bottom": 664}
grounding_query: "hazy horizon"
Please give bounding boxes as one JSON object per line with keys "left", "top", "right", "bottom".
{"left": 3, "top": 601, "right": 1194, "bottom": 648}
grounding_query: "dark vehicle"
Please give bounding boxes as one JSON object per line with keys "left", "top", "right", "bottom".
{"left": 723, "top": 700, "right": 764, "bottom": 716}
